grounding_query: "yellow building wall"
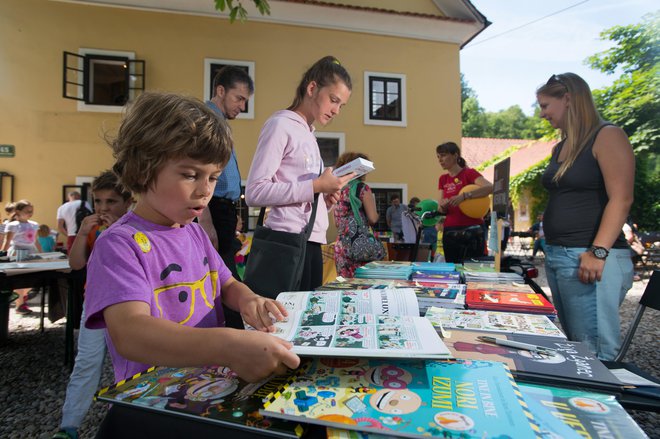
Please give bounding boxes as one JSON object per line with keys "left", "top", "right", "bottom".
{"left": 0, "top": 0, "right": 461, "bottom": 232}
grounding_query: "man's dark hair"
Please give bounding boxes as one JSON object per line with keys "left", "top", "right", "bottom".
{"left": 212, "top": 66, "right": 254, "bottom": 95}
{"left": 390, "top": 195, "right": 400, "bottom": 202}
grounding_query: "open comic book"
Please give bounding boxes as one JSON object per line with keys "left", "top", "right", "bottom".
{"left": 261, "top": 358, "right": 541, "bottom": 439}
{"left": 269, "top": 289, "right": 451, "bottom": 359}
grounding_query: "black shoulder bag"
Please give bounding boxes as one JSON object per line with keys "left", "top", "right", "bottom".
{"left": 242, "top": 194, "right": 319, "bottom": 299}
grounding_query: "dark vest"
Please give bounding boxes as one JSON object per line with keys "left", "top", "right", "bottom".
{"left": 541, "top": 124, "right": 628, "bottom": 248}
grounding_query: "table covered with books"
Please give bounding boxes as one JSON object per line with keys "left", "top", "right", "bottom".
{"left": 93, "top": 260, "right": 657, "bottom": 438}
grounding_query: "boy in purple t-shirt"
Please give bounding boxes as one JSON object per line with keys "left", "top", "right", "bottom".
{"left": 84, "top": 93, "right": 300, "bottom": 437}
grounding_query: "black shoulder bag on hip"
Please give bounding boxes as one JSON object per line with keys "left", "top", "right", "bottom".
{"left": 242, "top": 194, "right": 319, "bottom": 299}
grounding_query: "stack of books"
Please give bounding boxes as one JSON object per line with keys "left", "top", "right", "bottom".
{"left": 354, "top": 261, "right": 412, "bottom": 280}
{"left": 463, "top": 270, "right": 525, "bottom": 283}
{"left": 411, "top": 270, "right": 461, "bottom": 284}
{"left": 465, "top": 289, "right": 557, "bottom": 317}
{"left": 411, "top": 284, "right": 467, "bottom": 313}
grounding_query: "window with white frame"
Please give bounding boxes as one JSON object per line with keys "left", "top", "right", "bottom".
{"left": 364, "top": 71, "right": 406, "bottom": 127}
{"left": 62, "top": 48, "right": 145, "bottom": 113}
{"left": 204, "top": 58, "right": 255, "bottom": 119}
{"left": 369, "top": 184, "right": 407, "bottom": 232}
{"left": 315, "top": 132, "right": 345, "bottom": 167}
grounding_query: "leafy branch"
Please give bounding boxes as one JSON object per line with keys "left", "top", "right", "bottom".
{"left": 214, "top": 0, "right": 270, "bottom": 23}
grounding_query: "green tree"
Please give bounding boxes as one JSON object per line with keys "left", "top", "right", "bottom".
{"left": 462, "top": 96, "right": 486, "bottom": 137}
{"left": 587, "top": 11, "right": 660, "bottom": 230}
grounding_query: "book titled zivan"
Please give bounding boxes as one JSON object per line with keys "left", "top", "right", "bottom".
{"left": 261, "top": 358, "right": 541, "bottom": 439}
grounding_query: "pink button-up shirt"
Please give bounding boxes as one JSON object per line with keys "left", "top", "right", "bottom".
{"left": 245, "top": 110, "right": 328, "bottom": 244}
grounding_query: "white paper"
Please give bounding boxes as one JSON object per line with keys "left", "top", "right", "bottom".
{"left": 610, "top": 368, "right": 660, "bottom": 387}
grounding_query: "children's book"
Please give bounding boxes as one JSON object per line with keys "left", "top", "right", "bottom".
{"left": 412, "top": 285, "right": 466, "bottom": 313}
{"left": 438, "top": 329, "right": 624, "bottom": 392}
{"left": 463, "top": 271, "right": 524, "bottom": 283}
{"left": 261, "top": 357, "right": 542, "bottom": 439}
{"left": 424, "top": 307, "right": 565, "bottom": 338}
{"left": 268, "top": 290, "right": 451, "bottom": 359}
{"left": 355, "top": 263, "right": 412, "bottom": 280}
{"left": 318, "top": 278, "right": 396, "bottom": 291}
{"left": 466, "top": 290, "right": 556, "bottom": 315}
{"left": 410, "top": 262, "right": 456, "bottom": 273}
{"left": 333, "top": 157, "right": 375, "bottom": 181}
{"left": 459, "top": 261, "right": 496, "bottom": 273}
{"left": 519, "top": 383, "right": 649, "bottom": 438}
{"left": 411, "top": 271, "right": 461, "bottom": 284}
{"left": 466, "top": 281, "right": 535, "bottom": 294}
{"left": 94, "top": 365, "right": 306, "bottom": 438}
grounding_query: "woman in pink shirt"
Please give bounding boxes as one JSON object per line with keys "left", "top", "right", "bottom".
{"left": 246, "top": 56, "right": 354, "bottom": 290}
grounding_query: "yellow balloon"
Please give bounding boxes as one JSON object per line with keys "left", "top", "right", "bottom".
{"left": 458, "top": 184, "right": 490, "bottom": 219}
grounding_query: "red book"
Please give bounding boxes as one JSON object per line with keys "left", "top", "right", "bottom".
{"left": 466, "top": 290, "right": 556, "bottom": 315}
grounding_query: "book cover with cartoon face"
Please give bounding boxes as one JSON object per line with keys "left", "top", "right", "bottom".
{"left": 262, "top": 358, "right": 541, "bottom": 438}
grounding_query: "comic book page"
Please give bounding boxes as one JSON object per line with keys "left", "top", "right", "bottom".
{"left": 271, "top": 290, "right": 451, "bottom": 359}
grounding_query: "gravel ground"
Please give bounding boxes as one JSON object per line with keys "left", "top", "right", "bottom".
{"left": 1, "top": 264, "right": 658, "bottom": 438}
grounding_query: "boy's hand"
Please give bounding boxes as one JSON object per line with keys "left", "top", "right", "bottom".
{"left": 98, "top": 213, "right": 121, "bottom": 227}
{"left": 78, "top": 214, "right": 101, "bottom": 235}
{"left": 239, "top": 294, "right": 288, "bottom": 332}
{"left": 227, "top": 330, "right": 300, "bottom": 383}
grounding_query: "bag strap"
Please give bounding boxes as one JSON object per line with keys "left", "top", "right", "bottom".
{"left": 256, "top": 162, "right": 323, "bottom": 241}
{"left": 256, "top": 194, "right": 319, "bottom": 240}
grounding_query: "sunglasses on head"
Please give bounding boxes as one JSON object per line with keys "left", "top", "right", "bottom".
{"left": 547, "top": 74, "right": 567, "bottom": 88}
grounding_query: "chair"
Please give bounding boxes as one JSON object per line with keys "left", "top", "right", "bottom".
{"left": 603, "top": 269, "right": 660, "bottom": 412}
{"left": 614, "top": 270, "right": 660, "bottom": 362}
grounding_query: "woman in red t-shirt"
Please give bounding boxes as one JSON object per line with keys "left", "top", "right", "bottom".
{"left": 436, "top": 142, "right": 493, "bottom": 263}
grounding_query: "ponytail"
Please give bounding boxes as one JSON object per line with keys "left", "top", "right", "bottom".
{"left": 288, "top": 56, "right": 352, "bottom": 111}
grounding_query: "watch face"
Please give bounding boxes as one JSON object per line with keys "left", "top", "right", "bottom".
{"left": 592, "top": 247, "right": 608, "bottom": 259}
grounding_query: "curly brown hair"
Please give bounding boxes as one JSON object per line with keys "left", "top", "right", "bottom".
{"left": 110, "top": 92, "right": 233, "bottom": 194}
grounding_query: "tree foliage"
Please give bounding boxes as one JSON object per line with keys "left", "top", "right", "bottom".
{"left": 460, "top": 76, "right": 552, "bottom": 139}
{"left": 587, "top": 11, "right": 659, "bottom": 230}
{"left": 214, "top": 0, "right": 270, "bottom": 22}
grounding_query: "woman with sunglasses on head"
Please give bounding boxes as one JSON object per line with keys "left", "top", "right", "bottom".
{"left": 537, "top": 73, "right": 635, "bottom": 361}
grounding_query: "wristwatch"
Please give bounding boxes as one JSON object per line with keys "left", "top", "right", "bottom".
{"left": 589, "top": 246, "right": 609, "bottom": 260}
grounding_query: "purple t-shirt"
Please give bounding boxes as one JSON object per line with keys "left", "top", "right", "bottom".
{"left": 85, "top": 211, "right": 232, "bottom": 381}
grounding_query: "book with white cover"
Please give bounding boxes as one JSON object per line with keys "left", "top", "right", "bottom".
{"left": 332, "top": 157, "right": 375, "bottom": 180}
{"left": 267, "top": 289, "right": 451, "bottom": 359}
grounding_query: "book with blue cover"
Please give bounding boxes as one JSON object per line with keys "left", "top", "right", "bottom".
{"left": 261, "top": 358, "right": 542, "bottom": 438}
{"left": 518, "top": 383, "right": 648, "bottom": 438}
{"left": 411, "top": 262, "right": 456, "bottom": 273}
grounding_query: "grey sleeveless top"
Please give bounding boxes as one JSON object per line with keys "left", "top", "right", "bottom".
{"left": 541, "top": 124, "right": 628, "bottom": 248}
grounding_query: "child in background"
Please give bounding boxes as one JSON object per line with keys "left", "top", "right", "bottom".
{"left": 2, "top": 200, "right": 43, "bottom": 314}
{"left": 52, "top": 170, "right": 133, "bottom": 439}
{"left": 83, "top": 92, "right": 299, "bottom": 437}
{"left": 0, "top": 202, "right": 16, "bottom": 249}
{"left": 37, "top": 224, "right": 56, "bottom": 253}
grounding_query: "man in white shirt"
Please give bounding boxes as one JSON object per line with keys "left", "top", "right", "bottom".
{"left": 56, "top": 191, "right": 91, "bottom": 251}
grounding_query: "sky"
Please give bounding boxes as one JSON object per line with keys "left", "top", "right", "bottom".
{"left": 460, "top": 0, "right": 656, "bottom": 115}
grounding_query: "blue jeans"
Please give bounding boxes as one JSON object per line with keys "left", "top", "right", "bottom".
{"left": 60, "top": 303, "right": 107, "bottom": 429}
{"left": 544, "top": 245, "right": 633, "bottom": 361}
